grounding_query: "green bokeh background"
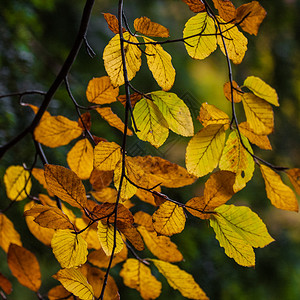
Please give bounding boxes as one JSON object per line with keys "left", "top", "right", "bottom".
{"left": 0, "top": 0, "right": 299, "bottom": 299}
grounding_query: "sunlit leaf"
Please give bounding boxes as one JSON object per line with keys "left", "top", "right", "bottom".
{"left": 133, "top": 98, "right": 169, "bottom": 148}
{"left": 186, "top": 124, "right": 226, "bottom": 177}
{"left": 198, "top": 103, "right": 230, "bottom": 127}
{"left": 134, "top": 211, "right": 155, "bottom": 232}
{"left": 223, "top": 81, "right": 243, "bottom": 103}
{"left": 244, "top": 76, "right": 279, "bottom": 106}
{"left": 183, "top": 12, "right": 217, "bottom": 60}
{"left": 0, "top": 273, "right": 12, "bottom": 295}
{"left": 152, "top": 259, "right": 208, "bottom": 299}
{"left": 120, "top": 258, "right": 162, "bottom": 299}
{"left": 182, "top": 0, "right": 206, "bottom": 13}
{"left": 286, "top": 168, "right": 300, "bottom": 195}
{"left": 7, "top": 244, "right": 41, "bottom": 292}
{"left": 134, "top": 16, "right": 169, "bottom": 37}
{"left": 212, "top": 0, "right": 236, "bottom": 22}
{"left": 260, "top": 165, "right": 298, "bottom": 211}
{"left": 103, "top": 32, "right": 141, "bottom": 87}
{"left": 34, "top": 115, "right": 82, "bottom": 148}
{"left": 48, "top": 285, "right": 73, "bottom": 300}
{"left": 103, "top": 12, "right": 125, "bottom": 34}
{"left": 53, "top": 268, "right": 94, "bottom": 300}
{"left": 4, "top": 165, "right": 31, "bottom": 201}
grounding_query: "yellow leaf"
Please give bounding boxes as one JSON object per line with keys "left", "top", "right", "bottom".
{"left": 151, "top": 91, "right": 194, "bottom": 136}
{"left": 133, "top": 98, "right": 169, "bottom": 148}
{"left": 244, "top": 76, "right": 279, "bottom": 106}
{"left": 212, "top": 0, "right": 236, "bottom": 22}
{"left": 134, "top": 16, "right": 169, "bottom": 37}
{"left": 198, "top": 103, "right": 230, "bottom": 127}
{"left": 67, "top": 139, "right": 94, "bottom": 180}
{"left": 152, "top": 259, "right": 208, "bottom": 300}
{"left": 217, "top": 17, "right": 248, "bottom": 64}
{"left": 94, "top": 141, "right": 122, "bottom": 171}
{"left": 86, "top": 76, "right": 119, "bottom": 104}
{"left": 96, "top": 107, "right": 133, "bottom": 135}
{"left": 138, "top": 226, "right": 183, "bottom": 262}
{"left": 51, "top": 230, "right": 88, "bottom": 268}
{"left": 103, "top": 32, "right": 141, "bottom": 87}
{"left": 242, "top": 92, "right": 274, "bottom": 135}
{"left": 45, "top": 164, "right": 87, "bottom": 209}
{"left": 286, "top": 168, "right": 300, "bottom": 195}
{"left": 34, "top": 115, "right": 82, "bottom": 148}
{"left": 120, "top": 258, "right": 162, "bottom": 300}
{"left": 152, "top": 201, "right": 186, "bottom": 236}
{"left": 239, "top": 122, "right": 272, "bottom": 150}
{"left": 0, "top": 213, "right": 22, "bottom": 252}
{"left": 8, "top": 244, "right": 41, "bottom": 292}
{"left": 223, "top": 81, "right": 243, "bottom": 103}
{"left": 24, "top": 204, "right": 73, "bottom": 230}
{"left": 219, "top": 131, "right": 255, "bottom": 192}
{"left": 53, "top": 268, "right": 94, "bottom": 300}
{"left": 144, "top": 38, "right": 175, "bottom": 91}
{"left": 183, "top": 12, "right": 217, "bottom": 60}
{"left": 97, "top": 222, "right": 124, "bottom": 256}
{"left": 186, "top": 124, "right": 226, "bottom": 177}
{"left": 210, "top": 204, "right": 274, "bottom": 267}
{"left": 260, "top": 165, "right": 298, "bottom": 211}
{"left": 4, "top": 165, "right": 31, "bottom": 201}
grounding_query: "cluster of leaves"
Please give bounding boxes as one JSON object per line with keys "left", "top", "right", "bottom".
{"left": 0, "top": 0, "right": 299, "bottom": 299}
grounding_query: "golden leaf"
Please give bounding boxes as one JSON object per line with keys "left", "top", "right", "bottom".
{"left": 260, "top": 165, "right": 298, "bottom": 212}
{"left": 97, "top": 222, "right": 124, "bottom": 256}
{"left": 152, "top": 259, "right": 208, "bottom": 299}
{"left": 45, "top": 164, "right": 87, "bottom": 209}
{"left": 223, "top": 81, "right": 243, "bottom": 103}
{"left": 4, "top": 165, "right": 31, "bottom": 201}
{"left": 210, "top": 204, "right": 274, "bottom": 266}
{"left": 51, "top": 230, "right": 88, "bottom": 268}
{"left": 0, "top": 273, "right": 12, "bottom": 295}
{"left": 103, "top": 12, "right": 125, "bottom": 34}
{"left": 94, "top": 141, "right": 122, "bottom": 171}
{"left": 244, "top": 76, "right": 279, "bottom": 106}
{"left": 151, "top": 91, "right": 194, "bottom": 136}
{"left": 198, "top": 103, "right": 230, "bottom": 127}
{"left": 96, "top": 107, "right": 133, "bottom": 135}
{"left": 91, "top": 187, "right": 118, "bottom": 203}
{"left": 212, "top": 0, "right": 236, "bottom": 22}
{"left": 103, "top": 32, "right": 141, "bottom": 87}
{"left": 134, "top": 16, "right": 169, "bottom": 37}
{"left": 182, "top": 0, "right": 206, "bottom": 13}
{"left": 133, "top": 98, "right": 169, "bottom": 148}
{"left": 48, "top": 285, "right": 73, "bottom": 300}
{"left": 242, "top": 92, "right": 274, "bottom": 135}
{"left": 217, "top": 17, "right": 248, "bottom": 64}
{"left": 0, "top": 213, "right": 22, "bottom": 252}
{"left": 152, "top": 201, "right": 186, "bottom": 236}
{"left": 34, "top": 115, "right": 82, "bottom": 148}
{"left": 236, "top": 1, "right": 267, "bottom": 35}
{"left": 183, "top": 12, "right": 217, "bottom": 60}
{"left": 24, "top": 103, "right": 51, "bottom": 120}
{"left": 53, "top": 268, "right": 94, "bottom": 300}
{"left": 286, "top": 168, "right": 300, "bottom": 195}
{"left": 186, "top": 124, "right": 226, "bottom": 177}
{"left": 31, "top": 168, "right": 54, "bottom": 196}
{"left": 219, "top": 131, "right": 255, "bottom": 192}
{"left": 86, "top": 76, "right": 118, "bottom": 104}
{"left": 143, "top": 38, "right": 175, "bottom": 91}
{"left": 8, "top": 244, "right": 41, "bottom": 292}
{"left": 120, "top": 258, "right": 162, "bottom": 300}
{"left": 138, "top": 226, "right": 183, "bottom": 262}
{"left": 134, "top": 211, "right": 155, "bottom": 232}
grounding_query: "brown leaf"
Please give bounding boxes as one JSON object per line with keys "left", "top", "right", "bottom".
{"left": 117, "top": 92, "right": 142, "bottom": 108}
{"left": 78, "top": 112, "right": 92, "bottom": 131}
{"left": 212, "top": 0, "right": 236, "bottom": 22}
{"left": 91, "top": 187, "right": 118, "bottom": 203}
{"left": 223, "top": 80, "right": 243, "bottom": 103}
{"left": 286, "top": 168, "right": 300, "bottom": 195}
{"left": 89, "top": 169, "right": 114, "bottom": 190}
{"left": 103, "top": 13, "right": 125, "bottom": 34}
{"left": 119, "top": 225, "right": 145, "bottom": 251}
{"left": 0, "top": 272, "right": 12, "bottom": 295}
{"left": 182, "top": 0, "right": 206, "bottom": 13}
{"left": 48, "top": 285, "right": 73, "bottom": 300}
{"left": 134, "top": 16, "right": 169, "bottom": 37}
{"left": 7, "top": 244, "right": 41, "bottom": 292}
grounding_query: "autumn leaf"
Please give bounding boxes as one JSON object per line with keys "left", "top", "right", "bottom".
{"left": 151, "top": 91, "right": 194, "bottom": 136}
{"left": 210, "top": 204, "right": 274, "bottom": 267}
{"left": 223, "top": 81, "right": 243, "bottom": 103}
{"left": 34, "top": 115, "right": 82, "bottom": 148}
{"left": 152, "top": 259, "right": 208, "bottom": 299}
{"left": 24, "top": 103, "right": 51, "bottom": 120}
{"left": 117, "top": 92, "right": 142, "bottom": 107}
{"left": 67, "top": 138, "right": 93, "bottom": 180}
{"left": 51, "top": 230, "right": 88, "bottom": 268}
{"left": 260, "top": 165, "right": 298, "bottom": 211}
{"left": 78, "top": 112, "right": 92, "bottom": 131}
{"left": 45, "top": 164, "right": 87, "bottom": 209}
{"left": 103, "top": 12, "right": 125, "bottom": 34}
{"left": 120, "top": 258, "right": 162, "bottom": 300}
{"left": 4, "top": 165, "right": 31, "bottom": 201}
{"left": 198, "top": 103, "right": 230, "bottom": 127}
{"left": 48, "top": 285, "right": 73, "bottom": 300}
{"left": 186, "top": 124, "right": 226, "bottom": 177}
{"left": 244, "top": 76, "right": 279, "bottom": 106}
{"left": 152, "top": 201, "right": 186, "bottom": 236}
{"left": 103, "top": 32, "right": 141, "bottom": 87}
{"left": 8, "top": 244, "right": 41, "bottom": 292}
{"left": 242, "top": 92, "right": 274, "bottom": 135}
{"left": 31, "top": 167, "right": 54, "bottom": 196}
{"left": 0, "top": 273, "right": 12, "bottom": 295}
{"left": 91, "top": 187, "right": 118, "bottom": 203}
{"left": 53, "top": 268, "right": 94, "bottom": 300}
{"left": 212, "top": 0, "right": 236, "bottom": 22}
{"left": 134, "top": 16, "right": 169, "bottom": 37}
{"left": 286, "top": 168, "right": 300, "bottom": 195}
{"left": 0, "top": 213, "right": 22, "bottom": 252}
{"left": 90, "top": 169, "right": 113, "bottom": 190}
{"left": 134, "top": 211, "right": 155, "bottom": 232}
{"left": 236, "top": 1, "right": 267, "bottom": 36}
{"left": 182, "top": 0, "right": 206, "bottom": 13}
{"left": 183, "top": 12, "right": 217, "bottom": 60}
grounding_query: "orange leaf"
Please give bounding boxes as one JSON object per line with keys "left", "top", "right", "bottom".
{"left": 134, "top": 16, "right": 169, "bottom": 37}
{"left": 7, "top": 244, "right": 41, "bottom": 292}
{"left": 89, "top": 169, "right": 113, "bottom": 190}
{"left": 78, "top": 112, "right": 92, "bottom": 131}
{"left": 286, "top": 168, "right": 300, "bottom": 195}
{"left": 45, "top": 164, "right": 87, "bottom": 209}
{"left": 223, "top": 81, "right": 243, "bottom": 103}
{"left": 134, "top": 211, "right": 155, "bottom": 232}
{"left": 91, "top": 187, "right": 118, "bottom": 203}
{"left": 119, "top": 225, "right": 145, "bottom": 251}
{"left": 182, "top": 0, "right": 206, "bottom": 13}
{"left": 212, "top": 0, "right": 236, "bottom": 22}
{"left": 24, "top": 103, "right": 51, "bottom": 120}
{"left": 103, "top": 12, "right": 125, "bottom": 34}
{"left": 117, "top": 92, "right": 142, "bottom": 107}
{"left": 48, "top": 285, "right": 73, "bottom": 300}
{"left": 0, "top": 273, "right": 12, "bottom": 295}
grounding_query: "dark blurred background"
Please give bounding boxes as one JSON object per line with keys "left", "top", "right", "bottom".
{"left": 0, "top": 0, "right": 299, "bottom": 299}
